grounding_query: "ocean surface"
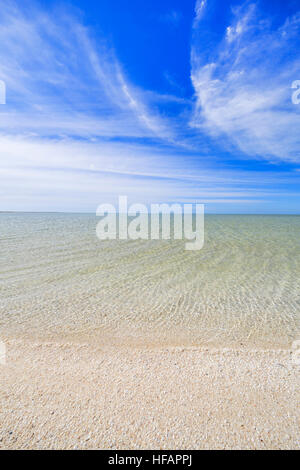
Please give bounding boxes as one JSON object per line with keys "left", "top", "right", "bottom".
{"left": 0, "top": 213, "right": 299, "bottom": 348}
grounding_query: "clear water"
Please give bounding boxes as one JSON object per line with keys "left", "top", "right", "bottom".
{"left": 0, "top": 213, "right": 299, "bottom": 348}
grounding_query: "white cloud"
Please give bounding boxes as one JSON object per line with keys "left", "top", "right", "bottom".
{"left": 225, "top": 3, "right": 255, "bottom": 42}
{"left": 0, "top": 1, "right": 175, "bottom": 142}
{"left": 0, "top": 134, "right": 299, "bottom": 211}
{"left": 191, "top": 3, "right": 300, "bottom": 163}
{"left": 194, "top": 0, "right": 208, "bottom": 24}
{"left": 0, "top": 1, "right": 299, "bottom": 212}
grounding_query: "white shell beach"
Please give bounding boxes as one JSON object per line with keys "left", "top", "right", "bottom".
{"left": 0, "top": 213, "right": 299, "bottom": 449}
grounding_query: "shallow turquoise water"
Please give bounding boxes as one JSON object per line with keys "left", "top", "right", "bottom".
{"left": 0, "top": 213, "right": 299, "bottom": 348}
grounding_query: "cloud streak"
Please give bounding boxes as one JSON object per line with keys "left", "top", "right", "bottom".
{"left": 191, "top": 2, "right": 300, "bottom": 163}
{"left": 0, "top": 1, "right": 176, "bottom": 142}
{"left": 1, "top": 134, "right": 299, "bottom": 212}
{"left": 0, "top": 0, "right": 299, "bottom": 213}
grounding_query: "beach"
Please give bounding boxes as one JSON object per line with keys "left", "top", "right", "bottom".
{"left": 1, "top": 0, "right": 300, "bottom": 453}
{"left": 0, "top": 339, "right": 299, "bottom": 450}
{"left": 0, "top": 213, "right": 299, "bottom": 449}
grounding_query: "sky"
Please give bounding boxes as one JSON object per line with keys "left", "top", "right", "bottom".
{"left": 0, "top": 0, "right": 300, "bottom": 213}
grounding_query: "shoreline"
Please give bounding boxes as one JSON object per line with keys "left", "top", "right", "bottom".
{"left": 1, "top": 338, "right": 299, "bottom": 449}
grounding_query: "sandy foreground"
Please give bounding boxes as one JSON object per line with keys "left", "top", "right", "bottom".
{"left": 0, "top": 339, "right": 299, "bottom": 450}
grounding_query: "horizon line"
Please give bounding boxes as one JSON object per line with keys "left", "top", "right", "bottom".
{"left": 1, "top": 211, "right": 300, "bottom": 216}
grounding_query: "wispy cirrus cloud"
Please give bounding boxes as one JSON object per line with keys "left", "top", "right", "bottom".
{"left": 191, "top": 1, "right": 300, "bottom": 163}
{"left": 0, "top": 1, "right": 177, "bottom": 142}
{"left": 0, "top": 1, "right": 195, "bottom": 211}
{"left": 194, "top": 0, "right": 208, "bottom": 24}
{"left": 160, "top": 10, "right": 182, "bottom": 27}
{"left": 0, "top": 0, "right": 299, "bottom": 213}
{"left": 1, "top": 133, "right": 300, "bottom": 212}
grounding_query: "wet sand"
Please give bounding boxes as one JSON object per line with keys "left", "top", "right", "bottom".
{"left": 0, "top": 339, "right": 299, "bottom": 449}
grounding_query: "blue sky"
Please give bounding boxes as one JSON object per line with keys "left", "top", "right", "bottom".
{"left": 0, "top": 0, "right": 300, "bottom": 213}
